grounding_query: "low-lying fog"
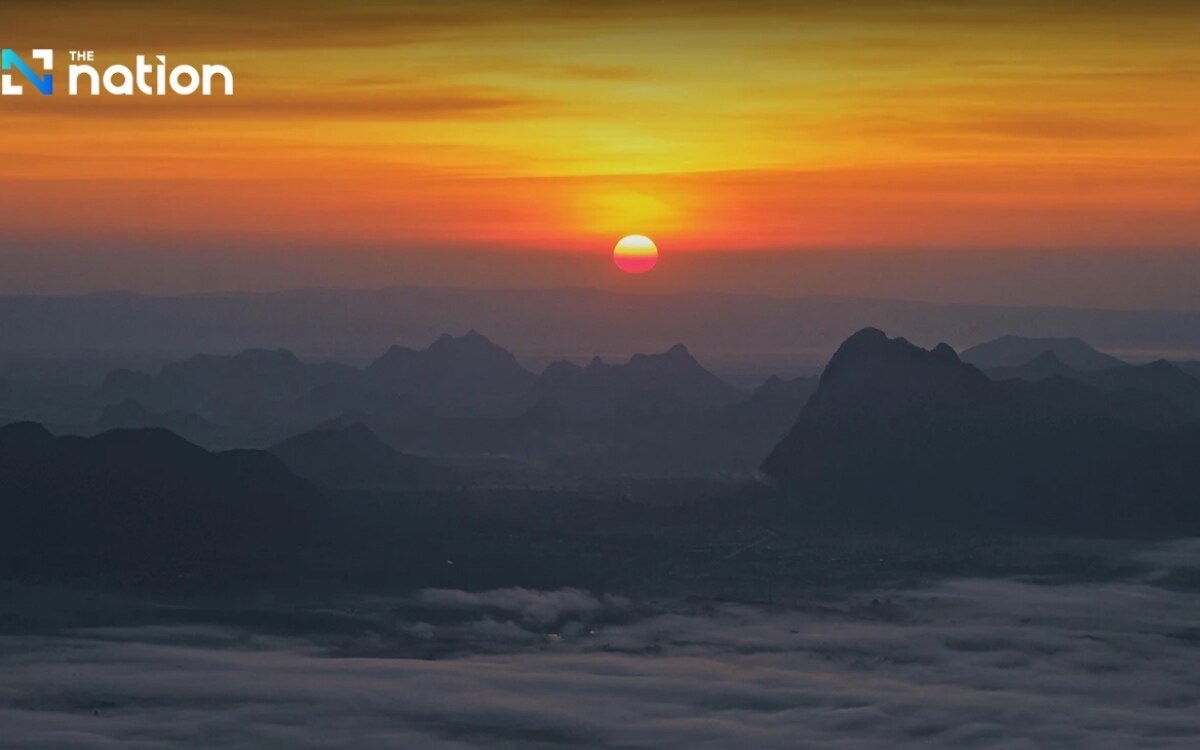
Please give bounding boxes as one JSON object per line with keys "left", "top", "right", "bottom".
{"left": 5, "top": 540, "right": 1200, "bottom": 749}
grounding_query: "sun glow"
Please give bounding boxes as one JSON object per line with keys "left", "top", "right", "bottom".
{"left": 613, "top": 234, "right": 658, "bottom": 274}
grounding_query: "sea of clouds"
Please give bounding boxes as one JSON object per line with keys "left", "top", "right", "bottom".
{"left": 3, "top": 540, "right": 1200, "bottom": 748}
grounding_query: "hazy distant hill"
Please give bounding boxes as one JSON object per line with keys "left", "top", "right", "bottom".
{"left": 3, "top": 288, "right": 1199, "bottom": 365}
{"left": 984, "top": 353, "right": 1200, "bottom": 419}
{"left": 763, "top": 329, "right": 1200, "bottom": 537}
{"left": 962, "top": 335, "right": 1125, "bottom": 371}
{"left": 537, "top": 344, "right": 738, "bottom": 421}
{"left": 0, "top": 423, "right": 324, "bottom": 583}
{"left": 93, "top": 349, "right": 359, "bottom": 428}
{"left": 1079, "top": 360, "right": 1200, "bottom": 416}
{"left": 1176, "top": 361, "right": 1200, "bottom": 381}
{"left": 366, "top": 331, "right": 536, "bottom": 417}
{"left": 269, "top": 423, "right": 444, "bottom": 490}
{"left": 713, "top": 375, "right": 818, "bottom": 430}
{"left": 984, "top": 351, "right": 1078, "bottom": 381}
{"left": 95, "top": 399, "right": 222, "bottom": 444}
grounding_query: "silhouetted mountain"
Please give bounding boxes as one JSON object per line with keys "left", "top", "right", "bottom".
{"left": 269, "top": 423, "right": 444, "bottom": 490}
{"left": 96, "top": 399, "right": 221, "bottom": 443}
{"left": 0, "top": 421, "right": 54, "bottom": 458}
{"left": 537, "top": 344, "right": 739, "bottom": 421}
{"left": 985, "top": 354, "right": 1200, "bottom": 420}
{"left": 6, "top": 289, "right": 1200, "bottom": 369}
{"left": 366, "top": 331, "right": 536, "bottom": 417}
{"left": 1077, "top": 360, "right": 1200, "bottom": 417}
{"left": 710, "top": 375, "right": 817, "bottom": 432}
{"left": 286, "top": 381, "right": 429, "bottom": 428}
{"left": 779, "top": 328, "right": 996, "bottom": 434}
{"left": 0, "top": 423, "right": 325, "bottom": 584}
{"left": 1175, "top": 361, "right": 1200, "bottom": 381}
{"left": 962, "top": 335, "right": 1124, "bottom": 371}
{"left": 985, "top": 351, "right": 1077, "bottom": 381}
{"left": 763, "top": 329, "right": 1200, "bottom": 537}
{"left": 93, "top": 349, "right": 359, "bottom": 428}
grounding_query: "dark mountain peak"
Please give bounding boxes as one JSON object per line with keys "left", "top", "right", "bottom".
{"left": 269, "top": 422, "right": 439, "bottom": 490}
{"left": 931, "top": 342, "right": 959, "bottom": 362}
{"left": 1143, "top": 359, "right": 1182, "bottom": 374}
{"left": 87, "top": 426, "right": 209, "bottom": 458}
{"left": 783, "top": 328, "right": 992, "bottom": 435}
{"left": 627, "top": 344, "right": 703, "bottom": 372}
{"left": 819, "top": 327, "right": 897, "bottom": 382}
{"left": 822, "top": 328, "right": 953, "bottom": 385}
{"left": 844, "top": 326, "right": 888, "bottom": 346}
{"left": 542, "top": 359, "right": 583, "bottom": 380}
{"left": 0, "top": 420, "right": 55, "bottom": 446}
{"left": 426, "top": 330, "right": 512, "bottom": 360}
{"left": 587, "top": 356, "right": 606, "bottom": 370}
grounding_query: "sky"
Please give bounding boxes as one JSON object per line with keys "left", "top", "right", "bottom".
{"left": 2, "top": 1, "right": 1200, "bottom": 305}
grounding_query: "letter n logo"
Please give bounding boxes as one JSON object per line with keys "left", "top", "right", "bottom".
{"left": 2, "top": 49, "right": 54, "bottom": 95}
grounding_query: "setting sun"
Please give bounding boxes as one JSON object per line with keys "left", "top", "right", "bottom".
{"left": 613, "top": 235, "right": 659, "bottom": 274}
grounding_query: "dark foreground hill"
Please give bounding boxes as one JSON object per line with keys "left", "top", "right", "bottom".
{"left": 0, "top": 422, "right": 326, "bottom": 584}
{"left": 762, "top": 329, "right": 1200, "bottom": 537}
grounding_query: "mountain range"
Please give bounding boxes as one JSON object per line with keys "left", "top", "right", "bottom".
{"left": 961, "top": 335, "right": 1126, "bottom": 371}
{"left": 535, "top": 344, "right": 739, "bottom": 421}
{"left": 4, "top": 288, "right": 1199, "bottom": 365}
{"left": 365, "top": 331, "right": 536, "bottom": 418}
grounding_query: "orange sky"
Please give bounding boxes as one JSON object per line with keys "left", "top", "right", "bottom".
{"left": 2, "top": 1, "right": 1200, "bottom": 299}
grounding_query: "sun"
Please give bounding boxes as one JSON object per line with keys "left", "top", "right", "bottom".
{"left": 613, "top": 235, "right": 658, "bottom": 274}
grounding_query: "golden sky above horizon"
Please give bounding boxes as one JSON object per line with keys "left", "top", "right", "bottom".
{"left": 3, "top": 0, "right": 1200, "bottom": 262}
